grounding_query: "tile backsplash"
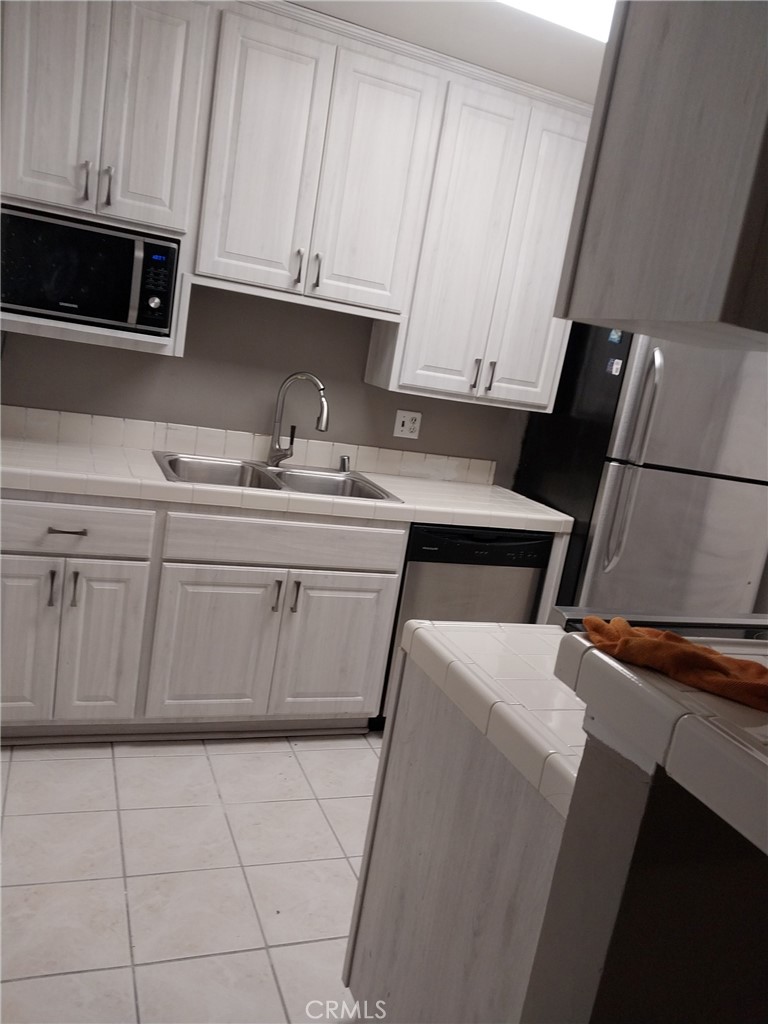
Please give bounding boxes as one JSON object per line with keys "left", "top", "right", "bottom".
{"left": 1, "top": 407, "right": 495, "bottom": 485}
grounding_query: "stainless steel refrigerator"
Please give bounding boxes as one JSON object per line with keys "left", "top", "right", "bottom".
{"left": 514, "top": 326, "right": 768, "bottom": 617}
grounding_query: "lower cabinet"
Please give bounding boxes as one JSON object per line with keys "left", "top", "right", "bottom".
{"left": 145, "top": 564, "right": 399, "bottom": 720}
{"left": 1, "top": 554, "right": 149, "bottom": 722}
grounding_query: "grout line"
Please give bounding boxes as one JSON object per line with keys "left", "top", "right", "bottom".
{"left": 1, "top": 855, "right": 355, "bottom": 889}
{"left": 0, "top": 791, "right": 375, "bottom": 818}
{"left": 111, "top": 743, "right": 142, "bottom": 1024}
{"left": 202, "top": 745, "right": 293, "bottom": 1024}
{"left": 291, "top": 751, "right": 365, "bottom": 883}
{"left": 2, "top": 746, "right": 13, "bottom": 817}
{"left": 3, "top": 937, "right": 351, "bottom": 986}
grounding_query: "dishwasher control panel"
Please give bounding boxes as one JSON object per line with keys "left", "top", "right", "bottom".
{"left": 407, "top": 524, "right": 552, "bottom": 568}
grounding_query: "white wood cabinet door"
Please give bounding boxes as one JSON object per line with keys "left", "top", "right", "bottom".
{"left": 98, "top": 1, "right": 212, "bottom": 230}
{"left": 399, "top": 79, "right": 532, "bottom": 396}
{"left": 268, "top": 570, "right": 398, "bottom": 717}
{"left": 145, "top": 565, "right": 287, "bottom": 719}
{"left": 197, "top": 13, "right": 335, "bottom": 289}
{"left": 54, "top": 559, "right": 149, "bottom": 721}
{"left": 484, "top": 105, "right": 588, "bottom": 409}
{"left": 1, "top": 556, "right": 63, "bottom": 722}
{"left": 1, "top": 1, "right": 110, "bottom": 211}
{"left": 309, "top": 48, "right": 444, "bottom": 312}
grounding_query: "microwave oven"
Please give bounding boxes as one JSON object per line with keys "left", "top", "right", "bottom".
{"left": 0, "top": 206, "right": 179, "bottom": 336}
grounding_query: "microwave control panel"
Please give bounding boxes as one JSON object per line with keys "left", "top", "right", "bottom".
{"left": 136, "top": 241, "right": 178, "bottom": 332}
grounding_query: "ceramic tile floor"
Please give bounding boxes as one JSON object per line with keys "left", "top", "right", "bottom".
{"left": 0, "top": 733, "right": 382, "bottom": 1024}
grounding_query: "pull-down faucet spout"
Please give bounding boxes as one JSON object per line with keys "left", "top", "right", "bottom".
{"left": 267, "top": 372, "right": 329, "bottom": 467}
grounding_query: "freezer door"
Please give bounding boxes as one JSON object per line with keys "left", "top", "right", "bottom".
{"left": 608, "top": 335, "right": 768, "bottom": 481}
{"left": 579, "top": 463, "right": 768, "bottom": 616}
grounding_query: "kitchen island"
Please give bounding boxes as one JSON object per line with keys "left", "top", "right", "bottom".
{"left": 346, "top": 621, "right": 768, "bottom": 1023}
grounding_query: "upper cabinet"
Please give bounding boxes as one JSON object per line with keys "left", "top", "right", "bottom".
{"left": 196, "top": 9, "right": 445, "bottom": 314}
{"left": 368, "top": 80, "right": 589, "bottom": 410}
{"left": 555, "top": 0, "right": 768, "bottom": 347}
{"left": 1, "top": 1, "right": 212, "bottom": 232}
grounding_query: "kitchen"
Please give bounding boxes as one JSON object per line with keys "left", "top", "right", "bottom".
{"left": 1, "top": 1, "right": 767, "bottom": 1022}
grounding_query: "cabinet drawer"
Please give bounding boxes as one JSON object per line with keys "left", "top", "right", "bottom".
{"left": 164, "top": 513, "right": 407, "bottom": 572}
{"left": 2, "top": 501, "right": 156, "bottom": 558}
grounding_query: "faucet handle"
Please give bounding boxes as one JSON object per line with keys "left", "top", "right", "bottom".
{"left": 289, "top": 425, "right": 296, "bottom": 446}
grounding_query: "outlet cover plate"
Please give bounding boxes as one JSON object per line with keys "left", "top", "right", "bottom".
{"left": 394, "top": 410, "right": 422, "bottom": 439}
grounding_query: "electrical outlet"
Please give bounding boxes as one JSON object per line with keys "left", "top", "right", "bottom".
{"left": 394, "top": 410, "right": 422, "bottom": 439}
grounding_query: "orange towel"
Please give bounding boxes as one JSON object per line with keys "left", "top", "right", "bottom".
{"left": 583, "top": 616, "right": 768, "bottom": 712}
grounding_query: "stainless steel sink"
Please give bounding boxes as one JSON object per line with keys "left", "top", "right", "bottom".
{"left": 153, "top": 452, "right": 284, "bottom": 489}
{"left": 153, "top": 452, "right": 401, "bottom": 501}
{"left": 267, "top": 466, "right": 401, "bottom": 501}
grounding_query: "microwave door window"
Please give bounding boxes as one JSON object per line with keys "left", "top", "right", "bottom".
{"left": 2, "top": 217, "right": 134, "bottom": 322}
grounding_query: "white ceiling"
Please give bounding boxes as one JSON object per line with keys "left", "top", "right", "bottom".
{"left": 291, "top": 1, "right": 605, "bottom": 103}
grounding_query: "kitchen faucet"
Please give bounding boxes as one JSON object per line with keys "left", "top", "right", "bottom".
{"left": 267, "top": 372, "right": 329, "bottom": 467}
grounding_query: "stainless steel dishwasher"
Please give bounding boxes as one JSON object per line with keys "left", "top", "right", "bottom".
{"left": 377, "top": 524, "right": 553, "bottom": 719}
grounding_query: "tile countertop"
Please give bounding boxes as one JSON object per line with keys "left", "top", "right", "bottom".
{"left": 0, "top": 437, "right": 572, "bottom": 532}
{"left": 401, "top": 621, "right": 585, "bottom": 819}
{"left": 401, "top": 622, "right": 768, "bottom": 853}
{"left": 556, "top": 631, "right": 768, "bottom": 854}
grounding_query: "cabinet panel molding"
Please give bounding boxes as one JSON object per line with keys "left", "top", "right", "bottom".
{"left": 268, "top": 569, "right": 398, "bottom": 716}
{"left": 485, "top": 105, "right": 587, "bottom": 408}
{"left": 399, "top": 79, "right": 533, "bottom": 396}
{"left": 196, "top": 12, "right": 335, "bottom": 289}
{"left": 309, "top": 47, "right": 444, "bottom": 311}
{"left": 99, "top": 1, "right": 211, "bottom": 229}
{"left": 145, "top": 564, "right": 287, "bottom": 719}
{"left": 1, "top": 1, "right": 110, "bottom": 210}
{"left": 1, "top": 555, "right": 63, "bottom": 722}
{"left": 54, "top": 559, "right": 149, "bottom": 720}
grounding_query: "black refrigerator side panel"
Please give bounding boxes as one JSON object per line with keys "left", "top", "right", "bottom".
{"left": 513, "top": 324, "right": 633, "bottom": 603}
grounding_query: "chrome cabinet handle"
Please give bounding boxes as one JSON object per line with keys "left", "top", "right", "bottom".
{"left": 294, "top": 248, "right": 305, "bottom": 285}
{"left": 313, "top": 253, "right": 323, "bottom": 288}
{"left": 469, "top": 357, "right": 482, "bottom": 391}
{"left": 47, "top": 569, "right": 57, "bottom": 608}
{"left": 484, "top": 360, "right": 497, "bottom": 393}
{"left": 81, "top": 160, "right": 92, "bottom": 202}
{"left": 47, "top": 527, "right": 88, "bottom": 536}
{"left": 70, "top": 571, "right": 80, "bottom": 608}
{"left": 290, "top": 580, "right": 301, "bottom": 613}
{"left": 271, "top": 579, "right": 283, "bottom": 612}
{"left": 104, "top": 165, "right": 114, "bottom": 206}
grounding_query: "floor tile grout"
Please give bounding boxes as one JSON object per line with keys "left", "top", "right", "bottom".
{"left": 2, "top": 735, "right": 379, "bottom": 1020}
{"left": 201, "top": 743, "right": 293, "bottom": 1024}
{"left": 111, "top": 744, "right": 142, "bottom": 1024}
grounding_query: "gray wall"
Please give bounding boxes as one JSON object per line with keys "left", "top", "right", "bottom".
{"left": 1, "top": 286, "right": 528, "bottom": 485}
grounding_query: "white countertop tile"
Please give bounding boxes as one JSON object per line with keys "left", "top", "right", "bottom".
{"left": 1, "top": 438, "right": 572, "bottom": 534}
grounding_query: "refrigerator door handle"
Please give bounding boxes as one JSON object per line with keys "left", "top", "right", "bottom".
{"left": 604, "top": 465, "right": 640, "bottom": 573}
{"left": 629, "top": 347, "right": 664, "bottom": 464}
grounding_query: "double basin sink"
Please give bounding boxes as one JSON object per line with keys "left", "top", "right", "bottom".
{"left": 154, "top": 452, "right": 401, "bottom": 502}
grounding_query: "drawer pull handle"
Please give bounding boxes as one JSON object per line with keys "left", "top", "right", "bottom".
{"left": 47, "top": 527, "right": 88, "bottom": 536}
{"left": 271, "top": 579, "right": 283, "bottom": 612}
{"left": 313, "top": 253, "right": 323, "bottom": 288}
{"left": 295, "top": 248, "right": 305, "bottom": 285}
{"left": 484, "top": 360, "right": 497, "bottom": 393}
{"left": 70, "top": 571, "right": 80, "bottom": 608}
{"left": 469, "top": 357, "right": 482, "bottom": 391}
{"left": 290, "top": 580, "right": 301, "bottom": 613}
{"left": 47, "top": 569, "right": 57, "bottom": 607}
